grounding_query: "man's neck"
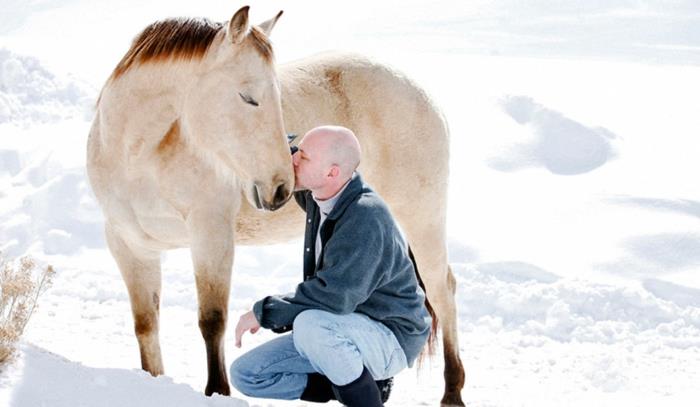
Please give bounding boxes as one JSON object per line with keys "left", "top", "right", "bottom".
{"left": 312, "top": 176, "right": 352, "bottom": 201}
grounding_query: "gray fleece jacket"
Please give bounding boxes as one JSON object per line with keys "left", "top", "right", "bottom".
{"left": 252, "top": 172, "right": 431, "bottom": 366}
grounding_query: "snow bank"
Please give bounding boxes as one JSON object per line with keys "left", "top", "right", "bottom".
{"left": 454, "top": 263, "right": 700, "bottom": 348}
{"left": 0, "top": 49, "right": 101, "bottom": 257}
{"left": 0, "top": 153, "right": 104, "bottom": 257}
{"left": 0, "top": 48, "right": 93, "bottom": 124}
{"left": 0, "top": 344, "right": 247, "bottom": 407}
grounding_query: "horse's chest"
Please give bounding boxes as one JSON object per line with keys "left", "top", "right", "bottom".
{"left": 234, "top": 199, "right": 306, "bottom": 245}
{"left": 122, "top": 184, "right": 189, "bottom": 247}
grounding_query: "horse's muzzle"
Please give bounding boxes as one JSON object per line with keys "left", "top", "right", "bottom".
{"left": 253, "top": 181, "right": 292, "bottom": 211}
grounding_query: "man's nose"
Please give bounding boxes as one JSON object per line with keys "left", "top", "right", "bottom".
{"left": 291, "top": 149, "right": 299, "bottom": 166}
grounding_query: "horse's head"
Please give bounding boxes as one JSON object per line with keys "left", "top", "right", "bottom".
{"left": 184, "top": 6, "right": 292, "bottom": 211}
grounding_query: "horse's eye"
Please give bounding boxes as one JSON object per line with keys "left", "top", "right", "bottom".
{"left": 239, "top": 92, "right": 259, "bottom": 107}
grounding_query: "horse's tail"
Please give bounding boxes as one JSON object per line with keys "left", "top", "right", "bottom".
{"left": 409, "top": 246, "right": 438, "bottom": 361}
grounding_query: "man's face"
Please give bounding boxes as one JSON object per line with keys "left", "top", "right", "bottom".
{"left": 292, "top": 135, "right": 329, "bottom": 192}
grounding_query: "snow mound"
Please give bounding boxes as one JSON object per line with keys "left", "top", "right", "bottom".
{"left": 0, "top": 152, "right": 104, "bottom": 257}
{"left": 490, "top": 95, "right": 619, "bottom": 175}
{"left": 0, "top": 48, "right": 94, "bottom": 124}
{"left": 643, "top": 279, "right": 700, "bottom": 308}
{"left": 2, "top": 344, "right": 247, "bottom": 407}
{"left": 455, "top": 263, "right": 700, "bottom": 347}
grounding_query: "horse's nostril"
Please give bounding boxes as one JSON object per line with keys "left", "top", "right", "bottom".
{"left": 273, "top": 183, "right": 288, "bottom": 205}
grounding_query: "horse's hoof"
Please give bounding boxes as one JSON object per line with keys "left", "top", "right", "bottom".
{"left": 205, "top": 382, "right": 231, "bottom": 397}
{"left": 440, "top": 391, "right": 465, "bottom": 407}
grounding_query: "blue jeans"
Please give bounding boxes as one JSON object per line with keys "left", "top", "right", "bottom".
{"left": 230, "top": 309, "right": 408, "bottom": 400}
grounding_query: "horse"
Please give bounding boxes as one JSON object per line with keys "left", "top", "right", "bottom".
{"left": 87, "top": 6, "right": 465, "bottom": 406}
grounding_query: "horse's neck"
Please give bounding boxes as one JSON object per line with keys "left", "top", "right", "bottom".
{"left": 100, "top": 62, "right": 201, "bottom": 153}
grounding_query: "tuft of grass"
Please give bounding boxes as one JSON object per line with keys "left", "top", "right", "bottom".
{"left": 0, "top": 253, "right": 55, "bottom": 364}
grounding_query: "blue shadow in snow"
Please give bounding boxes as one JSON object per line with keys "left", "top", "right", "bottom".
{"left": 476, "top": 261, "right": 560, "bottom": 284}
{"left": 607, "top": 196, "right": 700, "bottom": 220}
{"left": 643, "top": 278, "right": 700, "bottom": 308}
{"left": 625, "top": 233, "right": 700, "bottom": 270}
{"left": 491, "top": 95, "right": 619, "bottom": 175}
{"left": 601, "top": 233, "right": 700, "bottom": 278}
{"left": 447, "top": 239, "right": 480, "bottom": 264}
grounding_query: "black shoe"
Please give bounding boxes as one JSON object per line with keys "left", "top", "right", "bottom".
{"left": 300, "top": 373, "right": 335, "bottom": 403}
{"left": 331, "top": 367, "right": 383, "bottom": 407}
{"left": 300, "top": 371, "right": 393, "bottom": 404}
{"left": 376, "top": 377, "right": 393, "bottom": 403}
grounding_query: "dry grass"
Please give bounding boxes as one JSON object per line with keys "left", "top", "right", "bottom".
{"left": 0, "top": 253, "right": 55, "bottom": 364}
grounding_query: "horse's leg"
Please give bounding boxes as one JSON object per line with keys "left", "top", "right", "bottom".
{"left": 186, "top": 209, "right": 234, "bottom": 396}
{"left": 105, "top": 224, "right": 164, "bottom": 376}
{"left": 403, "top": 222, "right": 466, "bottom": 406}
{"left": 438, "top": 264, "right": 466, "bottom": 406}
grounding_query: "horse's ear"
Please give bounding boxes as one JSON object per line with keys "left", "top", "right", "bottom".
{"left": 228, "top": 5, "right": 250, "bottom": 44}
{"left": 257, "top": 10, "right": 283, "bottom": 37}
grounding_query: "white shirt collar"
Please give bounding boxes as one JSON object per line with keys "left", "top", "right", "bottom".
{"left": 312, "top": 175, "right": 353, "bottom": 216}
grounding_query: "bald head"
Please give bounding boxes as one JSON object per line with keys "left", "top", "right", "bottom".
{"left": 292, "top": 125, "right": 362, "bottom": 199}
{"left": 303, "top": 125, "right": 361, "bottom": 179}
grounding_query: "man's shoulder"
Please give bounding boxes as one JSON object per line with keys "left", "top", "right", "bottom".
{"left": 345, "top": 186, "right": 392, "bottom": 222}
{"left": 355, "top": 188, "right": 386, "bottom": 209}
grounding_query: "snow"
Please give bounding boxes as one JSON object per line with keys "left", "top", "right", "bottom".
{"left": 492, "top": 95, "right": 619, "bottom": 175}
{"left": 0, "top": 48, "right": 93, "bottom": 124}
{"left": 4, "top": 344, "right": 242, "bottom": 407}
{"left": 1, "top": 1, "right": 700, "bottom": 406}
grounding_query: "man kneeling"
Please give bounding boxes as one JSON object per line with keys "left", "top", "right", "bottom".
{"left": 230, "top": 125, "right": 432, "bottom": 406}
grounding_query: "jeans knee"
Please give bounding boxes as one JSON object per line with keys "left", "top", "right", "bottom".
{"left": 229, "top": 356, "right": 256, "bottom": 395}
{"left": 292, "top": 309, "right": 332, "bottom": 354}
{"left": 293, "top": 309, "right": 326, "bottom": 330}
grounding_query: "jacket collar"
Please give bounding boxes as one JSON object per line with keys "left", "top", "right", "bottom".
{"left": 323, "top": 172, "right": 364, "bottom": 221}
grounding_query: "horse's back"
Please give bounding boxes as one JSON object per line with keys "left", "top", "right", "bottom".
{"left": 279, "top": 52, "right": 449, "bottom": 216}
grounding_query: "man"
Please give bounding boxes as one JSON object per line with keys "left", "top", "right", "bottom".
{"left": 230, "top": 125, "right": 431, "bottom": 406}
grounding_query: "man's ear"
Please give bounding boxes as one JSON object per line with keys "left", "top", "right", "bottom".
{"left": 327, "top": 165, "right": 340, "bottom": 178}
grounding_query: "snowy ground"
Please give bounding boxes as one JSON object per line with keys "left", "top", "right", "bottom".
{"left": 2, "top": 1, "right": 700, "bottom": 406}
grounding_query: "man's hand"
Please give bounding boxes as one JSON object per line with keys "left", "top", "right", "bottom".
{"left": 235, "top": 310, "right": 261, "bottom": 348}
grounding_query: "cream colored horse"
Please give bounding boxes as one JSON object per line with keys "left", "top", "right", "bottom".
{"left": 87, "top": 6, "right": 464, "bottom": 406}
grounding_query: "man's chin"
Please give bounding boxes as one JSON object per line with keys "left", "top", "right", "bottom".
{"left": 293, "top": 176, "right": 305, "bottom": 192}
{"left": 293, "top": 181, "right": 310, "bottom": 192}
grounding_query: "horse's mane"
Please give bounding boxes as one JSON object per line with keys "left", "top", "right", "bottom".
{"left": 108, "top": 17, "right": 273, "bottom": 82}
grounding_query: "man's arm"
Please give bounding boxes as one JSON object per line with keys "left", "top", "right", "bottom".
{"left": 254, "top": 210, "right": 387, "bottom": 330}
